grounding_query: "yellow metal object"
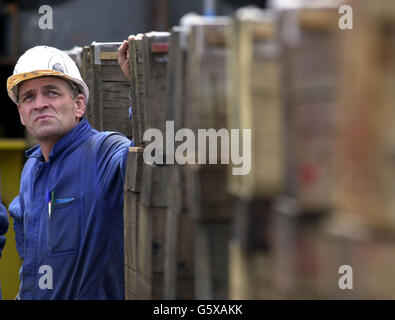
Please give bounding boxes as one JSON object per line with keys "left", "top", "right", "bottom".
{"left": 0, "top": 138, "right": 26, "bottom": 300}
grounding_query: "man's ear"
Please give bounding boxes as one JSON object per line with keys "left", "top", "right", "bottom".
{"left": 74, "top": 93, "right": 86, "bottom": 119}
{"left": 17, "top": 104, "right": 26, "bottom": 126}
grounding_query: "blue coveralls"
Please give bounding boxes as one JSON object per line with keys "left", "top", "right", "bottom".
{"left": 8, "top": 118, "right": 131, "bottom": 299}
{"left": 0, "top": 198, "right": 9, "bottom": 299}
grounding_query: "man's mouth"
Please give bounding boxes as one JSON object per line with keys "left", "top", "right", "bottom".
{"left": 34, "top": 114, "right": 54, "bottom": 122}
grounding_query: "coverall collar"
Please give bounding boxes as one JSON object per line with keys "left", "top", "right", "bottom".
{"left": 25, "top": 118, "right": 92, "bottom": 162}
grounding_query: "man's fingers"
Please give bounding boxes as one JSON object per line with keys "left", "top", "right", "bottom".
{"left": 118, "top": 40, "right": 129, "bottom": 65}
{"left": 118, "top": 40, "right": 128, "bottom": 56}
{"left": 118, "top": 35, "right": 141, "bottom": 80}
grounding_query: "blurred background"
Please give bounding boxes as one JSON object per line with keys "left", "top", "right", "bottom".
{"left": 2, "top": 0, "right": 395, "bottom": 301}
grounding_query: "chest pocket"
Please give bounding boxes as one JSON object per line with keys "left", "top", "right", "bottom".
{"left": 46, "top": 197, "right": 83, "bottom": 255}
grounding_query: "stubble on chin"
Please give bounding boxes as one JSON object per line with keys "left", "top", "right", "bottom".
{"left": 28, "top": 121, "right": 62, "bottom": 142}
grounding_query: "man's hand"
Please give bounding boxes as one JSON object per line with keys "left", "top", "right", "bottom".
{"left": 118, "top": 34, "right": 143, "bottom": 81}
{"left": 118, "top": 36, "right": 133, "bottom": 81}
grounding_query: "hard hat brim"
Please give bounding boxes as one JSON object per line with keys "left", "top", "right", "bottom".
{"left": 7, "top": 69, "right": 89, "bottom": 104}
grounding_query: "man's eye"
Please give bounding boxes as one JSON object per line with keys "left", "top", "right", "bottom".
{"left": 48, "top": 90, "right": 58, "bottom": 96}
{"left": 22, "top": 94, "right": 33, "bottom": 102}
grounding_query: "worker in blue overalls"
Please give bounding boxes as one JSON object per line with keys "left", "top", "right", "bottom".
{"left": 6, "top": 45, "right": 133, "bottom": 299}
{"left": 0, "top": 192, "right": 9, "bottom": 300}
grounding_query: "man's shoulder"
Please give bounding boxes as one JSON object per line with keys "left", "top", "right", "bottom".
{"left": 88, "top": 131, "right": 130, "bottom": 147}
{"left": 94, "top": 130, "right": 129, "bottom": 140}
{"left": 85, "top": 131, "right": 131, "bottom": 158}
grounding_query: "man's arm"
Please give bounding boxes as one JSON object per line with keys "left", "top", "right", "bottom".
{"left": 8, "top": 196, "right": 24, "bottom": 260}
{"left": 0, "top": 201, "right": 8, "bottom": 259}
{"left": 96, "top": 133, "right": 132, "bottom": 208}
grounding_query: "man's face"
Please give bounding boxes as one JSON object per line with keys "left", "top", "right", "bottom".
{"left": 17, "top": 76, "right": 85, "bottom": 143}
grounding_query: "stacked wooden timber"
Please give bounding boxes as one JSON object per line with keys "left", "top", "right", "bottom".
{"left": 124, "top": 32, "right": 171, "bottom": 299}
{"left": 226, "top": 7, "right": 285, "bottom": 299}
{"left": 163, "top": 26, "right": 195, "bottom": 300}
{"left": 80, "top": 42, "right": 132, "bottom": 138}
{"left": 183, "top": 15, "right": 233, "bottom": 300}
{"left": 269, "top": 2, "right": 343, "bottom": 299}
{"left": 119, "top": 0, "right": 395, "bottom": 300}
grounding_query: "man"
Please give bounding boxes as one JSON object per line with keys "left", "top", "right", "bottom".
{"left": 6, "top": 45, "right": 132, "bottom": 299}
{"left": 0, "top": 193, "right": 9, "bottom": 300}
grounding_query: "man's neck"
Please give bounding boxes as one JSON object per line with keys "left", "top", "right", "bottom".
{"left": 39, "top": 139, "right": 60, "bottom": 162}
{"left": 40, "top": 142, "right": 55, "bottom": 162}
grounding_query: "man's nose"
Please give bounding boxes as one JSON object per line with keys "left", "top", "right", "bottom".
{"left": 33, "top": 93, "right": 49, "bottom": 110}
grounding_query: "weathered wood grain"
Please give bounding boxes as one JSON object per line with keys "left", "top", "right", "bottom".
{"left": 163, "top": 165, "right": 194, "bottom": 299}
{"left": 83, "top": 42, "right": 132, "bottom": 138}
{"left": 129, "top": 35, "right": 146, "bottom": 146}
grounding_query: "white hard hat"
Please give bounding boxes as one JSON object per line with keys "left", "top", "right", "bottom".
{"left": 6, "top": 46, "right": 89, "bottom": 104}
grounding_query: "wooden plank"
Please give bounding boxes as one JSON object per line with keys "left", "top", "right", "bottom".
{"left": 102, "top": 107, "right": 131, "bottom": 136}
{"left": 91, "top": 58, "right": 104, "bottom": 131}
{"left": 142, "top": 32, "right": 170, "bottom": 139}
{"left": 167, "top": 26, "right": 187, "bottom": 131}
{"left": 164, "top": 208, "right": 195, "bottom": 299}
{"left": 129, "top": 35, "right": 147, "bottom": 147}
{"left": 129, "top": 36, "right": 145, "bottom": 146}
{"left": 226, "top": 8, "right": 285, "bottom": 199}
{"left": 81, "top": 46, "right": 94, "bottom": 125}
{"left": 185, "top": 19, "right": 230, "bottom": 147}
{"left": 137, "top": 203, "right": 167, "bottom": 299}
{"left": 136, "top": 159, "right": 169, "bottom": 299}
{"left": 124, "top": 147, "right": 144, "bottom": 193}
{"left": 185, "top": 164, "right": 232, "bottom": 223}
{"left": 123, "top": 191, "right": 140, "bottom": 300}
{"left": 279, "top": 7, "right": 340, "bottom": 213}
{"left": 101, "top": 81, "right": 130, "bottom": 106}
{"left": 141, "top": 32, "right": 170, "bottom": 162}
{"left": 194, "top": 222, "right": 230, "bottom": 299}
{"left": 99, "top": 51, "right": 118, "bottom": 60}
{"left": 135, "top": 200, "right": 152, "bottom": 299}
{"left": 88, "top": 42, "right": 132, "bottom": 138}
{"left": 183, "top": 163, "right": 231, "bottom": 299}
{"left": 124, "top": 148, "right": 144, "bottom": 299}
{"left": 140, "top": 163, "right": 169, "bottom": 208}
{"left": 166, "top": 27, "right": 190, "bottom": 173}
{"left": 101, "top": 64, "right": 130, "bottom": 82}
{"left": 163, "top": 165, "right": 194, "bottom": 299}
